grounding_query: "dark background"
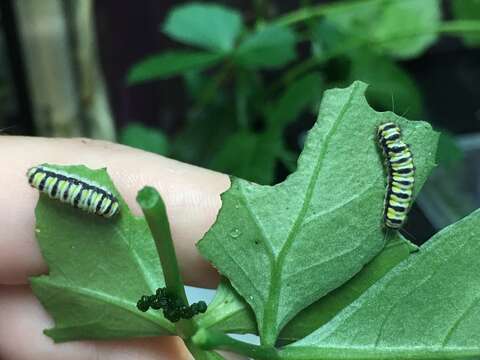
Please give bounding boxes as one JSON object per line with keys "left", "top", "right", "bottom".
{"left": 93, "top": 0, "right": 480, "bottom": 134}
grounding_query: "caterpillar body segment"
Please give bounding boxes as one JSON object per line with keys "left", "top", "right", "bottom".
{"left": 377, "top": 123, "right": 415, "bottom": 229}
{"left": 27, "top": 165, "right": 119, "bottom": 218}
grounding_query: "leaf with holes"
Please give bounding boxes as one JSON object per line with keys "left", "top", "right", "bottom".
{"left": 29, "top": 165, "right": 172, "bottom": 342}
{"left": 197, "top": 81, "right": 439, "bottom": 345}
{"left": 346, "top": 50, "right": 423, "bottom": 119}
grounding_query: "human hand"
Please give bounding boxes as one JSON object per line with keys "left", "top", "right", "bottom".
{"left": 0, "top": 137, "right": 242, "bottom": 359}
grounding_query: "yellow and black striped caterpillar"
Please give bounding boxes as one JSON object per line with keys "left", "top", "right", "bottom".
{"left": 27, "top": 165, "right": 119, "bottom": 218}
{"left": 377, "top": 123, "right": 415, "bottom": 229}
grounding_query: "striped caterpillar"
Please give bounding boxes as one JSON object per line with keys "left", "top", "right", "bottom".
{"left": 377, "top": 123, "right": 415, "bottom": 229}
{"left": 27, "top": 165, "right": 119, "bottom": 218}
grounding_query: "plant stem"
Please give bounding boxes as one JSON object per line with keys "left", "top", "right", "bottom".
{"left": 185, "top": 339, "right": 219, "bottom": 360}
{"left": 439, "top": 20, "right": 480, "bottom": 35}
{"left": 272, "top": 0, "right": 381, "bottom": 27}
{"left": 137, "top": 186, "right": 186, "bottom": 302}
{"left": 137, "top": 186, "right": 195, "bottom": 338}
{"left": 276, "top": 20, "right": 480, "bottom": 89}
{"left": 193, "top": 328, "right": 280, "bottom": 360}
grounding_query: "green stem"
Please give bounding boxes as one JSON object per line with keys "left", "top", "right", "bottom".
{"left": 193, "top": 328, "right": 280, "bottom": 360}
{"left": 137, "top": 187, "right": 186, "bottom": 302}
{"left": 185, "top": 339, "right": 219, "bottom": 360}
{"left": 439, "top": 20, "right": 480, "bottom": 34}
{"left": 277, "top": 20, "right": 480, "bottom": 88}
{"left": 272, "top": 0, "right": 381, "bottom": 27}
{"left": 136, "top": 186, "right": 195, "bottom": 338}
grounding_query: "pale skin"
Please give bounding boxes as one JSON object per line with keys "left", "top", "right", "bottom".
{"left": 0, "top": 137, "right": 245, "bottom": 360}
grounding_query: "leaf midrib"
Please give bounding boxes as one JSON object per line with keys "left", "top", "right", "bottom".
{"left": 261, "top": 83, "right": 360, "bottom": 345}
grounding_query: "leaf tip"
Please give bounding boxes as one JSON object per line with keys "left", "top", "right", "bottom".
{"left": 126, "top": 67, "right": 141, "bottom": 86}
{"left": 43, "top": 328, "right": 62, "bottom": 343}
{"left": 349, "top": 79, "right": 369, "bottom": 93}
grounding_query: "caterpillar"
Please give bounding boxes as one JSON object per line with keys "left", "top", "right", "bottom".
{"left": 377, "top": 122, "right": 415, "bottom": 229}
{"left": 27, "top": 165, "right": 119, "bottom": 218}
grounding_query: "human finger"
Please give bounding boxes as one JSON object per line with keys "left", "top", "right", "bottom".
{"left": 0, "top": 137, "right": 230, "bottom": 287}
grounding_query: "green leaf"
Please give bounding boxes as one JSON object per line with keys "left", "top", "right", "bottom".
{"left": 209, "top": 131, "right": 281, "bottom": 185}
{"left": 371, "top": 0, "right": 441, "bottom": 58}
{"left": 452, "top": 0, "right": 480, "bottom": 46}
{"left": 315, "top": 0, "right": 441, "bottom": 59}
{"left": 196, "top": 236, "right": 416, "bottom": 339}
{"left": 163, "top": 3, "right": 243, "bottom": 52}
{"left": 206, "top": 74, "right": 323, "bottom": 185}
{"left": 267, "top": 73, "right": 323, "bottom": 131}
{"left": 127, "top": 51, "right": 224, "bottom": 85}
{"left": 119, "top": 123, "right": 170, "bottom": 156}
{"left": 235, "top": 25, "right": 297, "bottom": 69}
{"left": 196, "top": 278, "right": 257, "bottom": 335}
{"left": 282, "top": 208, "right": 480, "bottom": 360}
{"left": 30, "top": 165, "right": 172, "bottom": 342}
{"left": 279, "top": 235, "right": 417, "bottom": 343}
{"left": 198, "top": 81, "right": 439, "bottom": 345}
{"left": 347, "top": 50, "right": 423, "bottom": 119}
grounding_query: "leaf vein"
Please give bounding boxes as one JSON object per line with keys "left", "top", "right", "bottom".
{"left": 262, "top": 82, "right": 361, "bottom": 342}
{"left": 238, "top": 182, "right": 276, "bottom": 261}
{"left": 37, "top": 279, "right": 173, "bottom": 332}
{"left": 442, "top": 295, "right": 480, "bottom": 347}
{"left": 283, "top": 243, "right": 363, "bottom": 282}
{"left": 115, "top": 226, "right": 158, "bottom": 293}
{"left": 214, "top": 231, "right": 267, "bottom": 304}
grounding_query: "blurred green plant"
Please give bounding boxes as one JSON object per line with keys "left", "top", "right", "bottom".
{"left": 452, "top": 0, "right": 480, "bottom": 46}
{"left": 127, "top": 0, "right": 480, "bottom": 184}
{"left": 120, "top": 122, "right": 170, "bottom": 156}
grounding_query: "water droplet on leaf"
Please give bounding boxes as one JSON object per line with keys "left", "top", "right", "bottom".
{"left": 229, "top": 228, "right": 241, "bottom": 238}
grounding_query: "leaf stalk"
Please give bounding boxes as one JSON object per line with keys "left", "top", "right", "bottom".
{"left": 193, "top": 328, "right": 280, "bottom": 360}
{"left": 137, "top": 186, "right": 195, "bottom": 337}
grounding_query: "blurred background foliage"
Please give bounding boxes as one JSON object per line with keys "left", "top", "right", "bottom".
{"left": 1, "top": 0, "right": 480, "bottom": 243}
